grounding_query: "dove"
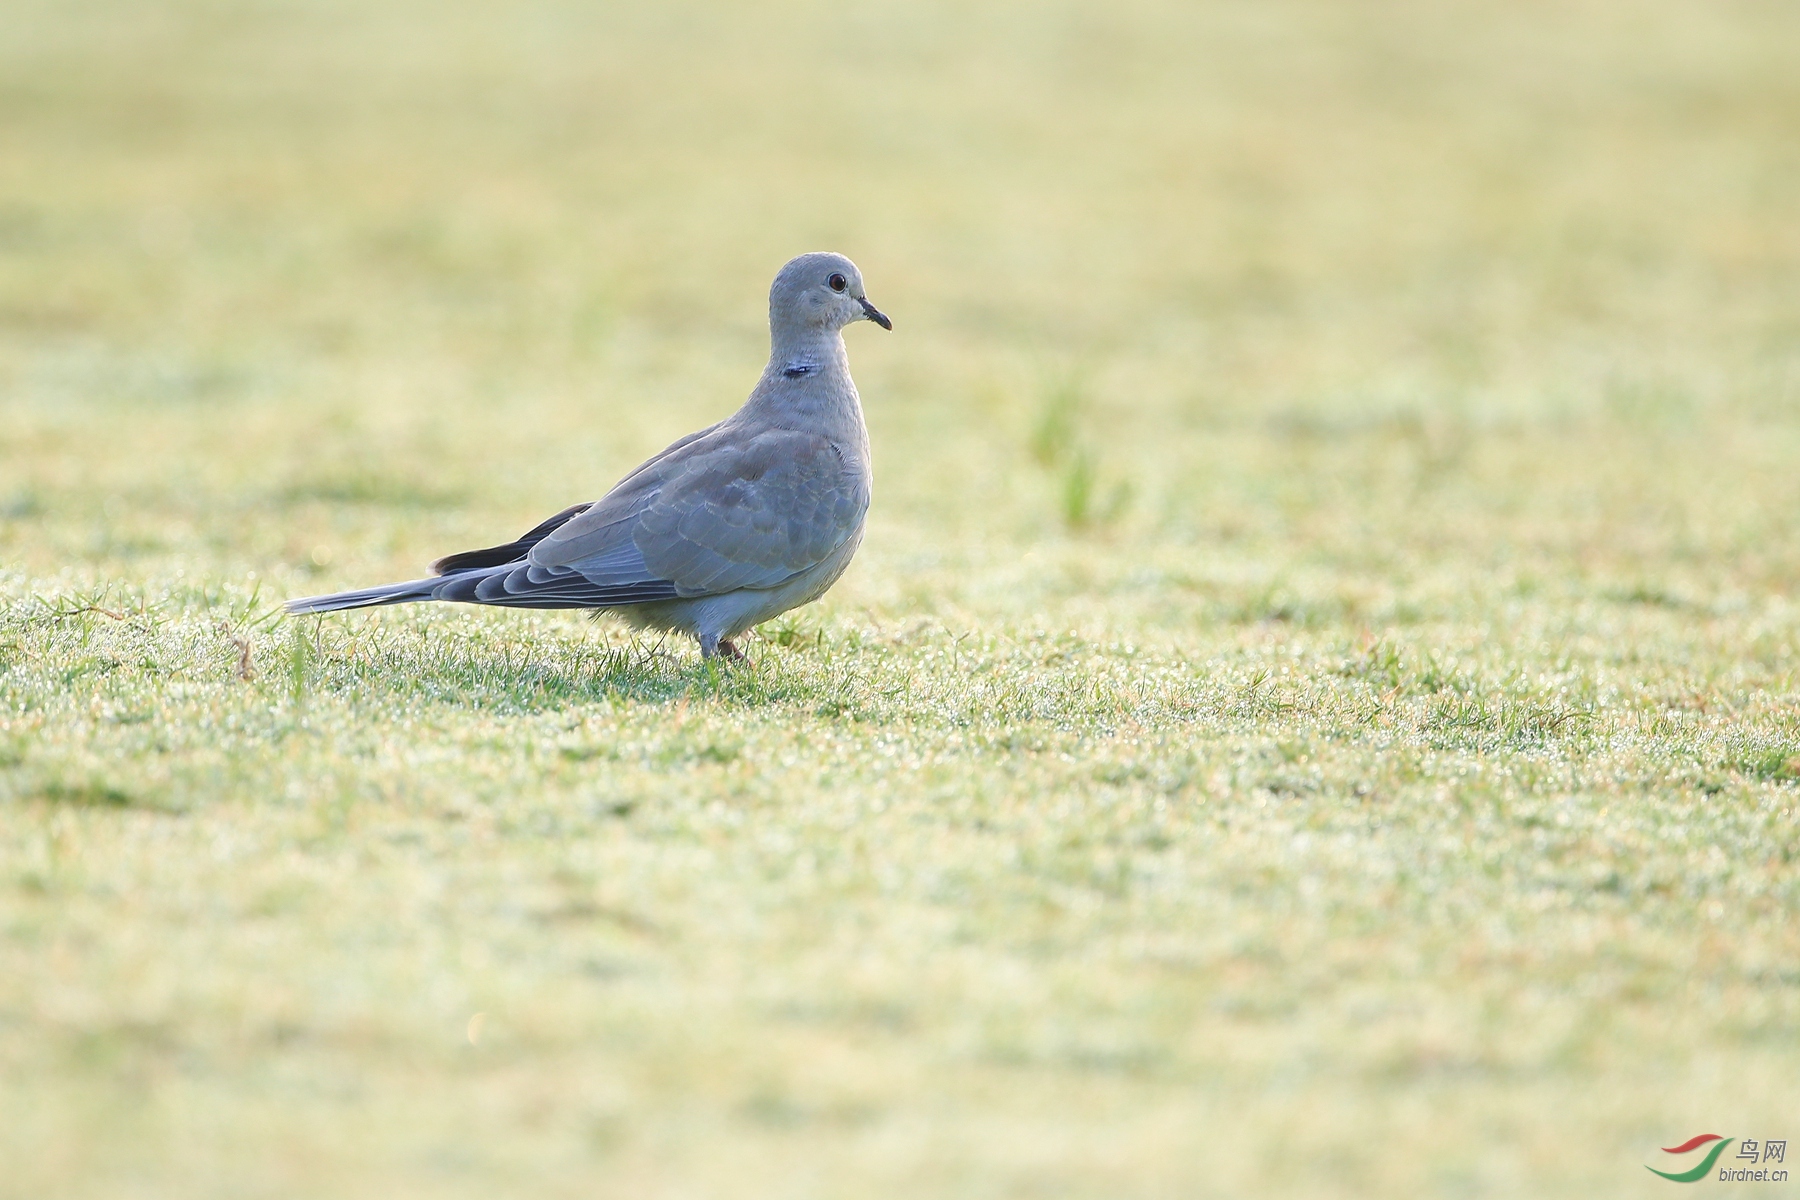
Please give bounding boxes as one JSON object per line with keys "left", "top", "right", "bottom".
{"left": 286, "top": 252, "right": 889, "bottom": 660}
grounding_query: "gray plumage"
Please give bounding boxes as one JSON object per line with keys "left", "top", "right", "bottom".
{"left": 285, "top": 252, "right": 890, "bottom": 659}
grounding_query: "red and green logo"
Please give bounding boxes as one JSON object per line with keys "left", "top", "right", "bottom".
{"left": 1651, "top": 1133, "right": 1789, "bottom": 1182}
{"left": 1648, "top": 1135, "right": 1734, "bottom": 1182}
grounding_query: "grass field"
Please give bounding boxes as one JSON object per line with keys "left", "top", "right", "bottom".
{"left": 4, "top": 1, "right": 1800, "bottom": 1196}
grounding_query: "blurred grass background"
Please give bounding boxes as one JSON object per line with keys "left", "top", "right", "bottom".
{"left": 2, "top": 1, "right": 1799, "bottom": 1197}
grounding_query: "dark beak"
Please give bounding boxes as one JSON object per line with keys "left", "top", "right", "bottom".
{"left": 859, "top": 297, "right": 892, "bottom": 330}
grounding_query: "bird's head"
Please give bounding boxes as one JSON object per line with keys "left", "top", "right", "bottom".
{"left": 769, "top": 252, "right": 891, "bottom": 338}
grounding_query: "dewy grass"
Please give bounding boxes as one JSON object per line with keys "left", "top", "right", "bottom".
{"left": 2, "top": 0, "right": 1799, "bottom": 1197}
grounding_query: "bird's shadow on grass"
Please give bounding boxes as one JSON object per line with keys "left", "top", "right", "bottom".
{"left": 301, "top": 624, "right": 829, "bottom": 714}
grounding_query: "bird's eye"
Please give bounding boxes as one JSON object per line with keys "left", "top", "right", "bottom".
{"left": 828, "top": 273, "right": 848, "bottom": 293}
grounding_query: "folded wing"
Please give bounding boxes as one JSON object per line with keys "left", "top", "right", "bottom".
{"left": 532, "top": 425, "right": 869, "bottom": 600}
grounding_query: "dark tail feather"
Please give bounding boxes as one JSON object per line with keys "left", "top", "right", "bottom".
{"left": 285, "top": 577, "right": 442, "bottom": 615}
{"left": 431, "top": 502, "right": 592, "bottom": 575}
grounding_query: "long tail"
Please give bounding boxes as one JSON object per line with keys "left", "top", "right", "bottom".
{"left": 285, "top": 577, "right": 444, "bottom": 615}
{"left": 286, "top": 561, "right": 676, "bottom": 616}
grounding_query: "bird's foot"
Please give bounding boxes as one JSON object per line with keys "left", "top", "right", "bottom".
{"left": 699, "top": 634, "right": 749, "bottom": 664}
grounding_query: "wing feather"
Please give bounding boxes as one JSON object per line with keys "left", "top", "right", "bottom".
{"left": 430, "top": 418, "right": 868, "bottom": 611}
{"left": 531, "top": 422, "right": 869, "bottom": 600}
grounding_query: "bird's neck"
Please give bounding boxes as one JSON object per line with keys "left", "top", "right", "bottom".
{"left": 747, "top": 327, "right": 866, "bottom": 446}
{"left": 768, "top": 326, "right": 849, "bottom": 381}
